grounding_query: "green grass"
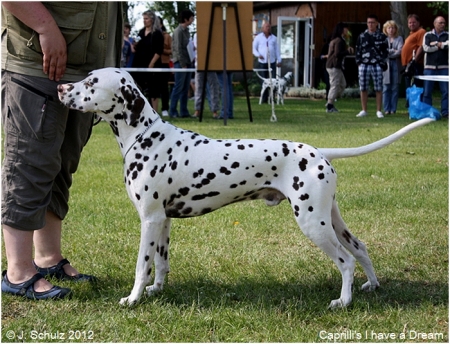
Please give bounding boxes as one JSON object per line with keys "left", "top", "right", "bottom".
{"left": 2, "top": 96, "right": 448, "bottom": 342}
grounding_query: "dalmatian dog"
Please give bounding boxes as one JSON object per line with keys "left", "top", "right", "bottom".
{"left": 57, "top": 68, "right": 433, "bottom": 308}
{"left": 257, "top": 71, "right": 293, "bottom": 105}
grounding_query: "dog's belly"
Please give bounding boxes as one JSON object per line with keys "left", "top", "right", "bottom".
{"left": 164, "top": 184, "right": 286, "bottom": 218}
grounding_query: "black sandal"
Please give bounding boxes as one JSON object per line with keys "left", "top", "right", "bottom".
{"left": 1, "top": 271, "right": 71, "bottom": 300}
{"left": 33, "top": 259, "right": 97, "bottom": 283}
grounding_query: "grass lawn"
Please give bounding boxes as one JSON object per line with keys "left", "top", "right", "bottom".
{"left": 1, "top": 96, "right": 448, "bottom": 342}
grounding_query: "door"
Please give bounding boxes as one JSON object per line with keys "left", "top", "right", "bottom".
{"left": 276, "top": 16, "right": 313, "bottom": 87}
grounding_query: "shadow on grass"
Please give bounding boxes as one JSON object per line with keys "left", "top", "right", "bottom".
{"left": 87, "top": 273, "right": 447, "bottom": 311}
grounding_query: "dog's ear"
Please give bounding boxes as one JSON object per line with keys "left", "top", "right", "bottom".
{"left": 120, "top": 85, "right": 145, "bottom": 127}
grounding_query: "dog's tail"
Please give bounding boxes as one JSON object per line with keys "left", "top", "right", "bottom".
{"left": 319, "top": 118, "right": 435, "bottom": 161}
{"left": 255, "top": 71, "right": 266, "bottom": 81}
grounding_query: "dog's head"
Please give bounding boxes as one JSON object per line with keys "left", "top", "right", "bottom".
{"left": 284, "top": 72, "right": 293, "bottom": 81}
{"left": 57, "top": 68, "right": 146, "bottom": 127}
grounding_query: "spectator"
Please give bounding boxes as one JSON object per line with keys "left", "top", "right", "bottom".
{"left": 422, "top": 16, "right": 448, "bottom": 118}
{"left": 320, "top": 36, "right": 331, "bottom": 101}
{"left": 123, "top": 23, "right": 135, "bottom": 68}
{"left": 159, "top": 17, "right": 172, "bottom": 117}
{"left": 355, "top": 14, "right": 388, "bottom": 118}
{"left": 192, "top": 33, "right": 221, "bottom": 119}
{"left": 217, "top": 72, "right": 234, "bottom": 119}
{"left": 401, "top": 14, "right": 426, "bottom": 91}
{"left": 325, "top": 23, "right": 353, "bottom": 113}
{"left": 1, "top": 2, "right": 124, "bottom": 299}
{"left": 252, "top": 22, "right": 282, "bottom": 103}
{"left": 132, "top": 11, "right": 164, "bottom": 111}
{"left": 382, "top": 20, "right": 404, "bottom": 115}
{"left": 169, "top": 9, "right": 195, "bottom": 118}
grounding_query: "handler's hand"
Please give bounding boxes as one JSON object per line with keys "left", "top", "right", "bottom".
{"left": 39, "top": 29, "right": 67, "bottom": 81}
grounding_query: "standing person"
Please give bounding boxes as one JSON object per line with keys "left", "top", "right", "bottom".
{"left": 123, "top": 23, "right": 135, "bottom": 68}
{"left": 217, "top": 72, "right": 234, "bottom": 119}
{"left": 355, "top": 14, "right": 388, "bottom": 118}
{"left": 252, "top": 22, "right": 282, "bottom": 103}
{"left": 159, "top": 17, "right": 172, "bottom": 117}
{"left": 192, "top": 33, "right": 221, "bottom": 119}
{"left": 1, "top": 2, "right": 123, "bottom": 299}
{"left": 132, "top": 11, "right": 164, "bottom": 111}
{"left": 169, "top": 9, "right": 195, "bottom": 118}
{"left": 422, "top": 16, "right": 449, "bottom": 118}
{"left": 382, "top": 20, "right": 404, "bottom": 115}
{"left": 325, "top": 23, "right": 354, "bottom": 113}
{"left": 320, "top": 37, "right": 331, "bottom": 101}
{"left": 401, "top": 14, "right": 426, "bottom": 91}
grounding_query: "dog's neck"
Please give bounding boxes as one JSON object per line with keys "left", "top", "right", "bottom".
{"left": 110, "top": 101, "right": 162, "bottom": 161}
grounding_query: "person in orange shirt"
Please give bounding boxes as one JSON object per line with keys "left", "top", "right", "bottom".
{"left": 401, "top": 14, "right": 426, "bottom": 91}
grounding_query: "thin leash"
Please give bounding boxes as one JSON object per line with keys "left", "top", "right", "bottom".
{"left": 123, "top": 116, "right": 160, "bottom": 163}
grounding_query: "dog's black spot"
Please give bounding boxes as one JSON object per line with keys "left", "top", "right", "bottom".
{"left": 282, "top": 143, "right": 290, "bottom": 156}
{"left": 153, "top": 192, "right": 159, "bottom": 199}
{"left": 220, "top": 167, "right": 232, "bottom": 175}
{"left": 299, "top": 158, "right": 308, "bottom": 171}
{"left": 300, "top": 194, "right": 309, "bottom": 201}
{"left": 192, "top": 191, "right": 220, "bottom": 201}
{"left": 179, "top": 187, "right": 190, "bottom": 196}
{"left": 342, "top": 230, "right": 352, "bottom": 243}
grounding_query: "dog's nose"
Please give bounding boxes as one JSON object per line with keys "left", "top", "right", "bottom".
{"left": 57, "top": 84, "right": 64, "bottom": 93}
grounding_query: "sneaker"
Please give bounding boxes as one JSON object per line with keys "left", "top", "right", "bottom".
{"left": 376, "top": 111, "right": 384, "bottom": 118}
{"left": 326, "top": 106, "right": 339, "bottom": 113}
{"left": 161, "top": 110, "right": 169, "bottom": 117}
{"left": 356, "top": 110, "right": 367, "bottom": 118}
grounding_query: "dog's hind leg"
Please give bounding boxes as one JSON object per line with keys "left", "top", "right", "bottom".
{"left": 120, "top": 216, "right": 166, "bottom": 306}
{"left": 331, "top": 200, "right": 380, "bottom": 292}
{"left": 292, "top": 197, "right": 356, "bottom": 308}
{"left": 259, "top": 85, "right": 266, "bottom": 105}
{"left": 146, "top": 218, "right": 171, "bottom": 296}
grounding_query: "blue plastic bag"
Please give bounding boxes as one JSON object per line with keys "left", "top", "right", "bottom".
{"left": 406, "top": 85, "right": 441, "bottom": 120}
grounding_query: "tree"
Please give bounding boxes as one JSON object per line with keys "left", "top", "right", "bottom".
{"left": 427, "top": 1, "right": 448, "bottom": 16}
{"left": 390, "top": 2, "right": 408, "bottom": 38}
{"left": 146, "top": 1, "right": 195, "bottom": 33}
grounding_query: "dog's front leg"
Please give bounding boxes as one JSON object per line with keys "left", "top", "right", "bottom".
{"left": 146, "top": 218, "right": 171, "bottom": 296}
{"left": 120, "top": 218, "right": 165, "bottom": 306}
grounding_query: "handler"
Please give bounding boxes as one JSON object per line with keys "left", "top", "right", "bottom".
{"left": 1, "top": 2, "right": 124, "bottom": 299}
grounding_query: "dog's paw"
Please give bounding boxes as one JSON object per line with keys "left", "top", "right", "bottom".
{"left": 328, "top": 298, "right": 345, "bottom": 309}
{"left": 145, "top": 283, "right": 163, "bottom": 296}
{"left": 361, "top": 281, "right": 380, "bottom": 292}
{"left": 119, "top": 296, "right": 138, "bottom": 306}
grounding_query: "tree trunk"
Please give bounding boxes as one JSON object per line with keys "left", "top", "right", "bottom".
{"left": 390, "top": 2, "right": 408, "bottom": 39}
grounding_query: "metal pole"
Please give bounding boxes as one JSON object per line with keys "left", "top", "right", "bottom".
{"left": 222, "top": 3, "right": 228, "bottom": 125}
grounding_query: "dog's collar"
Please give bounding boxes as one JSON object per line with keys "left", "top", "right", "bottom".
{"left": 123, "top": 117, "right": 160, "bottom": 162}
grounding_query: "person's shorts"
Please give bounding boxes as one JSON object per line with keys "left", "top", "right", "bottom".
{"left": 358, "top": 64, "right": 383, "bottom": 92}
{"left": 1, "top": 71, "right": 93, "bottom": 231}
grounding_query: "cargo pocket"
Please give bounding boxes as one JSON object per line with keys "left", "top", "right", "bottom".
{"left": 8, "top": 76, "right": 60, "bottom": 142}
{"left": 21, "top": 2, "right": 96, "bottom": 66}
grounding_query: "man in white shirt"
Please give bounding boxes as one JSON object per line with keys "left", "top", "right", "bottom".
{"left": 253, "top": 22, "right": 282, "bottom": 103}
